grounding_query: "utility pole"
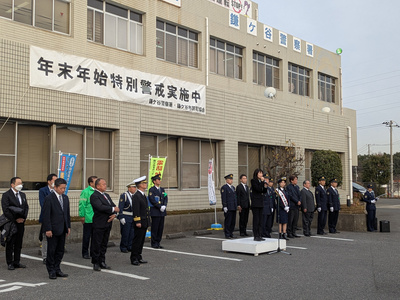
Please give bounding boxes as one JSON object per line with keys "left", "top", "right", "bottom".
{"left": 383, "top": 121, "right": 399, "bottom": 197}
{"left": 368, "top": 144, "right": 371, "bottom": 155}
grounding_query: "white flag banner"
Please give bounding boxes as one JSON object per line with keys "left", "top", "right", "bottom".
{"left": 30, "top": 46, "right": 206, "bottom": 114}
{"left": 208, "top": 159, "right": 217, "bottom": 205}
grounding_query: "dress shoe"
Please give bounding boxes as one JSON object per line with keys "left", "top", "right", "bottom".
{"left": 151, "top": 245, "right": 160, "bottom": 249}
{"left": 225, "top": 236, "right": 232, "bottom": 239}
{"left": 138, "top": 259, "right": 147, "bottom": 264}
{"left": 244, "top": 233, "right": 249, "bottom": 236}
{"left": 293, "top": 234, "right": 301, "bottom": 238}
{"left": 83, "top": 254, "right": 90, "bottom": 259}
{"left": 14, "top": 263, "right": 26, "bottom": 268}
{"left": 43, "top": 258, "right": 47, "bottom": 264}
{"left": 93, "top": 264, "right": 101, "bottom": 271}
{"left": 131, "top": 260, "right": 140, "bottom": 266}
{"left": 158, "top": 245, "right": 164, "bottom": 249}
{"left": 304, "top": 234, "right": 310, "bottom": 237}
{"left": 56, "top": 271, "right": 68, "bottom": 277}
{"left": 266, "top": 234, "right": 272, "bottom": 238}
{"left": 282, "top": 234, "right": 290, "bottom": 240}
{"left": 100, "top": 263, "right": 111, "bottom": 269}
{"left": 240, "top": 233, "right": 245, "bottom": 237}
{"left": 49, "top": 273, "right": 57, "bottom": 279}
{"left": 231, "top": 235, "right": 237, "bottom": 239}
{"left": 254, "top": 237, "right": 261, "bottom": 241}
{"left": 121, "top": 249, "right": 129, "bottom": 253}
{"left": 8, "top": 264, "right": 15, "bottom": 270}
{"left": 287, "top": 234, "right": 294, "bottom": 238}
{"left": 335, "top": 231, "right": 340, "bottom": 234}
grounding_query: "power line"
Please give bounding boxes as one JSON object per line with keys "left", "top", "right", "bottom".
{"left": 344, "top": 90, "right": 400, "bottom": 104}
{"left": 344, "top": 69, "right": 400, "bottom": 84}
{"left": 344, "top": 74, "right": 400, "bottom": 89}
{"left": 345, "top": 84, "right": 400, "bottom": 99}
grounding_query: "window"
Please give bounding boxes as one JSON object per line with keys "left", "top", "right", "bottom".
{"left": 87, "top": 0, "right": 143, "bottom": 54}
{"left": 140, "top": 134, "right": 218, "bottom": 189}
{"left": 0, "top": 119, "right": 114, "bottom": 191}
{"left": 318, "top": 73, "right": 336, "bottom": 103}
{"left": 156, "top": 20, "right": 198, "bottom": 68}
{"left": 0, "top": 0, "right": 70, "bottom": 34}
{"left": 288, "top": 63, "right": 311, "bottom": 96}
{"left": 238, "top": 144, "right": 261, "bottom": 179}
{"left": 210, "top": 37, "right": 243, "bottom": 79}
{"left": 252, "top": 52, "right": 280, "bottom": 88}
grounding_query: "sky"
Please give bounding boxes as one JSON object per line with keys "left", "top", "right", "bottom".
{"left": 256, "top": 0, "right": 400, "bottom": 155}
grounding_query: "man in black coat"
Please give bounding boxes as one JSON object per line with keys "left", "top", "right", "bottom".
{"left": 90, "top": 178, "right": 119, "bottom": 271}
{"left": 250, "top": 169, "right": 267, "bottom": 241}
{"left": 315, "top": 176, "right": 328, "bottom": 235}
{"left": 300, "top": 180, "right": 315, "bottom": 237}
{"left": 286, "top": 175, "right": 301, "bottom": 238}
{"left": 131, "top": 176, "right": 150, "bottom": 266}
{"left": 42, "top": 178, "right": 71, "bottom": 279}
{"left": 236, "top": 174, "right": 250, "bottom": 236}
{"left": 1, "top": 177, "right": 29, "bottom": 270}
{"left": 221, "top": 174, "right": 237, "bottom": 239}
{"left": 327, "top": 178, "right": 341, "bottom": 234}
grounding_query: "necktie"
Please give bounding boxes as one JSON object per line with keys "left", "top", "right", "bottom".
{"left": 231, "top": 185, "right": 235, "bottom": 192}
{"left": 103, "top": 194, "right": 111, "bottom": 205}
{"left": 16, "top": 192, "right": 22, "bottom": 205}
{"left": 59, "top": 195, "right": 64, "bottom": 210}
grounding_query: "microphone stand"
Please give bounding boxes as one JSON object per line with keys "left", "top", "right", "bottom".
{"left": 268, "top": 188, "right": 291, "bottom": 255}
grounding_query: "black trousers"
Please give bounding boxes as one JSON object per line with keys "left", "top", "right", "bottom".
{"left": 131, "top": 226, "right": 147, "bottom": 261}
{"left": 151, "top": 216, "right": 165, "bottom": 247}
{"left": 46, "top": 233, "right": 66, "bottom": 275}
{"left": 238, "top": 208, "right": 249, "bottom": 235}
{"left": 328, "top": 210, "right": 339, "bottom": 233}
{"left": 366, "top": 209, "right": 376, "bottom": 231}
{"left": 302, "top": 211, "right": 314, "bottom": 235}
{"left": 252, "top": 207, "right": 263, "bottom": 238}
{"left": 262, "top": 213, "right": 274, "bottom": 236}
{"left": 224, "top": 210, "right": 236, "bottom": 237}
{"left": 91, "top": 226, "right": 111, "bottom": 265}
{"left": 287, "top": 207, "right": 299, "bottom": 235}
{"left": 120, "top": 219, "right": 134, "bottom": 251}
{"left": 317, "top": 210, "right": 327, "bottom": 234}
{"left": 6, "top": 223, "right": 24, "bottom": 265}
{"left": 82, "top": 222, "right": 92, "bottom": 257}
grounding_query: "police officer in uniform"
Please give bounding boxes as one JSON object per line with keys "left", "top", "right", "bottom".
{"left": 221, "top": 174, "right": 237, "bottom": 239}
{"left": 262, "top": 177, "right": 275, "bottom": 238}
{"left": 131, "top": 176, "right": 150, "bottom": 266}
{"left": 327, "top": 178, "right": 340, "bottom": 234}
{"left": 148, "top": 174, "right": 168, "bottom": 249}
{"left": 362, "top": 184, "right": 378, "bottom": 232}
{"left": 118, "top": 180, "right": 136, "bottom": 253}
{"left": 315, "top": 176, "right": 328, "bottom": 235}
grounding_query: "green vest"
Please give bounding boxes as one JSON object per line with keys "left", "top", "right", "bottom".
{"left": 79, "top": 186, "right": 95, "bottom": 223}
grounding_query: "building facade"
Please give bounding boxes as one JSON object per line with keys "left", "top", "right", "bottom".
{"left": 0, "top": 0, "right": 357, "bottom": 219}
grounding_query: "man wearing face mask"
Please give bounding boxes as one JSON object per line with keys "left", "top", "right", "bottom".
{"left": 1, "top": 177, "right": 29, "bottom": 270}
{"left": 38, "top": 173, "right": 57, "bottom": 264}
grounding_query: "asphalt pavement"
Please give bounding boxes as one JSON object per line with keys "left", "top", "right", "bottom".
{"left": 1, "top": 198, "right": 399, "bottom": 299}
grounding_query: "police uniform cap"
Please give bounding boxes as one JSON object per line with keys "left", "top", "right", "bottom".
{"left": 134, "top": 176, "right": 147, "bottom": 185}
{"left": 126, "top": 180, "right": 137, "bottom": 187}
{"left": 269, "top": 178, "right": 274, "bottom": 183}
{"left": 330, "top": 178, "right": 338, "bottom": 183}
{"left": 367, "top": 184, "right": 373, "bottom": 189}
{"left": 263, "top": 173, "right": 270, "bottom": 179}
{"left": 151, "top": 174, "right": 161, "bottom": 181}
{"left": 318, "top": 176, "right": 326, "bottom": 181}
{"left": 224, "top": 174, "right": 233, "bottom": 180}
{"left": 277, "top": 177, "right": 286, "bottom": 183}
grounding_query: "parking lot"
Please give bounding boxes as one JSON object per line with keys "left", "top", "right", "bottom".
{"left": 1, "top": 199, "right": 399, "bottom": 299}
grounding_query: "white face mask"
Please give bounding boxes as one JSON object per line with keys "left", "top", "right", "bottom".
{"left": 51, "top": 183, "right": 55, "bottom": 188}
{"left": 15, "top": 184, "right": 23, "bottom": 192}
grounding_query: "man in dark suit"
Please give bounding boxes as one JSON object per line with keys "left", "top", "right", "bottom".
{"left": 42, "top": 178, "right": 70, "bottom": 279}
{"left": 286, "top": 175, "right": 301, "bottom": 238}
{"left": 90, "top": 178, "right": 120, "bottom": 271}
{"left": 148, "top": 174, "right": 168, "bottom": 249}
{"left": 301, "top": 180, "right": 315, "bottom": 236}
{"left": 327, "top": 178, "right": 341, "bottom": 234}
{"left": 131, "top": 176, "right": 150, "bottom": 266}
{"left": 236, "top": 174, "right": 250, "bottom": 236}
{"left": 221, "top": 174, "right": 237, "bottom": 239}
{"left": 315, "top": 176, "right": 328, "bottom": 235}
{"left": 1, "top": 177, "right": 29, "bottom": 270}
{"left": 38, "top": 173, "right": 57, "bottom": 264}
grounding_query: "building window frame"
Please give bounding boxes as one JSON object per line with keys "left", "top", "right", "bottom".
{"left": 252, "top": 51, "right": 280, "bottom": 89}
{"left": 210, "top": 37, "right": 243, "bottom": 80}
{"left": 288, "top": 63, "right": 311, "bottom": 97}
{"left": 87, "top": 0, "right": 143, "bottom": 55}
{"left": 156, "top": 19, "right": 199, "bottom": 68}
{"left": 318, "top": 73, "right": 336, "bottom": 103}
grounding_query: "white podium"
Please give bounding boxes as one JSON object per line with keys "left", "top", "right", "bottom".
{"left": 222, "top": 237, "right": 286, "bottom": 256}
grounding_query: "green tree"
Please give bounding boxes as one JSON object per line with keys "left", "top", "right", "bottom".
{"left": 310, "top": 150, "right": 343, "bottom": 187}
{"left": 361, "top": 154, "right": 390, "bottom": 184}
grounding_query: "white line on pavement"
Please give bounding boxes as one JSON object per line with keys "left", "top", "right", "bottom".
{"left": 21, "top": 254, "right": 149, "bottom": 280}
{"left": 0, "top": 286, "right": 22, "bottom": 293}
{"left": 143, "top": 247, "right": 243, "bottom": 262}
{"left": 310, "top": 236, "right": 354, "bottom": 242}
{"left": 286, "top": 246, "right": 308, "bottom": 250}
